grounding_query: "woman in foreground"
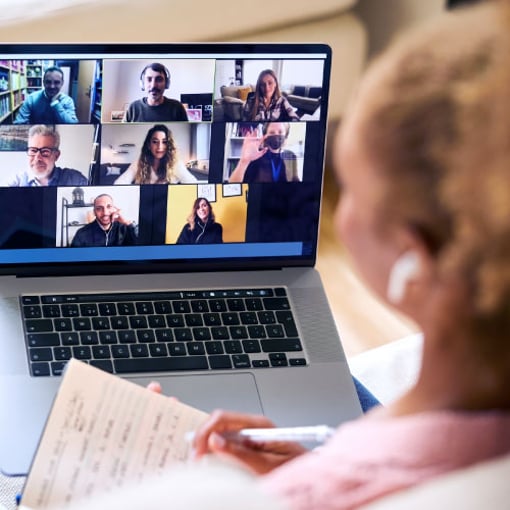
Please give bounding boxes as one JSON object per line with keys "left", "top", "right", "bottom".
{"left": 192, "top": 1, "right": 510, "bottom": 508}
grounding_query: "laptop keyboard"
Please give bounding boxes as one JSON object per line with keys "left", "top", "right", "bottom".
{"left": 21, "top": 287, "right": 307, "bottom": 377}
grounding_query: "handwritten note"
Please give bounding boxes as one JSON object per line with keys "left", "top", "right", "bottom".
{"left": 20, "top": 359, "right": 208, "bottom": 509}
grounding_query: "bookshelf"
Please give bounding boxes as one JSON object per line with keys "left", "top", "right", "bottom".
{"left": 0, "top": 59, "right": 54, "bottom": 124}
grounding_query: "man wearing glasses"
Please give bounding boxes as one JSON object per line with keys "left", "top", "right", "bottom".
{"left": 9, "top": 125, "right": 88, "bottom": 186}
{"left": 14, "top": 66, "right": 78, "bottom": 124}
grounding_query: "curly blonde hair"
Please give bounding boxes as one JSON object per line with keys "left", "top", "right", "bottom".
{"left": 350, "top": 0, "right": 510, "bottom": 326}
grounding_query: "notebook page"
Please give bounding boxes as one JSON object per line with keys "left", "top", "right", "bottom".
{"left": 20, "top": 359, "right": 209, "bottom": 509}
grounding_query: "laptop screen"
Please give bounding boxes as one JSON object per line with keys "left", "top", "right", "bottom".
{"left": 0, "top": 43, "right": 331, "bottom": 276}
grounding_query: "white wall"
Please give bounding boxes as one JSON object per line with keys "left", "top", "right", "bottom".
{"left": 101, "top": 59, "right": 215, "bottom": 121}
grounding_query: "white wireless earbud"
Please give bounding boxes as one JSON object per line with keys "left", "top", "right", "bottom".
{"left": 386, "top": 251, "right": 420, "bottom": 304}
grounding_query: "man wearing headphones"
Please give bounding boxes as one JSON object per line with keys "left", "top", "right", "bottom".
{"left": 124, "top": 63, "right": 189, "bottom": 122}
{"left": 228, "top": 122, "right": 299, "bottom": 183}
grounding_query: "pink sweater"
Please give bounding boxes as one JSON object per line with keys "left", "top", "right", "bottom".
{"left": 260, "top": 410, "right": 510, "bottom": 510}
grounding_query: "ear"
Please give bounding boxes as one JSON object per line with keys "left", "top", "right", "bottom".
{"left": 54, "top": 149, "right": 61, "bottom": 162}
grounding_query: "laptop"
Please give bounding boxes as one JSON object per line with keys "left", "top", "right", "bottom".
{"left": 0, "top": 42, "right": 362, "bottom": 476}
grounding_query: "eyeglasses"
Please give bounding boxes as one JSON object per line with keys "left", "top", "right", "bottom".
{"left": 27, "top": 147, "right": 58, "bottom": 158}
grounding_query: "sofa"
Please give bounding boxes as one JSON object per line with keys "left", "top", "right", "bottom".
{"left": 214, "top": 83, "right": 323, "bottom": 122}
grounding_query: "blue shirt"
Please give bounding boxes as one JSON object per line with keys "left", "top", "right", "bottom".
{"left": 9, "top": 166, "right": 88, "bottom": 187}
{"left": 13, "top": 90, "right": 78, "bottom": 124}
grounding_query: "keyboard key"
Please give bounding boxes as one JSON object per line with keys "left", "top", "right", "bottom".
{"left": 168, "top": 343, "right": 186, "bottom": 356}
{"left": 209, "top": 355, "right": 232, "bottom": 369}
{"left": 269, "top": 353, "right": 288, "bottom": 367}
{"left": 172, "top": 301, "right": 190, "bottom": 314}
{"left": 111, "top": 345, "right": 130, "bottom": 358}
{"left": 80, "top": 332, "right": 99, "bottom": 345}
{"left": 73, "top": 318, "right": 91, "bottom": 331}
{"left": 263, "top": 297, "right": 290, "bottom": 310}
{"left": 258, "top": 311, "right": 276, "bottom": 324}
{"left": 261, "top": 339, "right": 303, "bottom": 352}
{"left": 118, "top": 302, "right": 135, "bottom": 315}
{"left": 232, "top": 354, "right": 250, "bottom": 368}
{"left": 99, "top": 331, "right": 118, "bottom": 344}
{"left": 42, "top": 305, "right": 60, "bottom": 318}
{"left": 155, "top": 329, "right": 174, "bottom": 342}
{"left": 93, "top": 345, "right": 111, "bottom": 359}
{"left": 191, "top": 300, "right": 208, "bottom": 313}
{"left": 130, "top": 344, "right": 149, "bottom": 357}
{"left": 61, "top": 332, "right": 79, "bottom": 345}
{"left": 25, "top": 319, "right": 53, "bottom": 333}
{"left": 23, "top": 305, "right": 42, "bottom": 319}
{"left": 205, "top": 341, "right": 224, "bottom": 355}
{"left": 31, "top": 362, "right": 50, "bottom": 376}
{"left": 54, "top": 318, "right": 73, "bottom": 331}
{"left": 211, "top": 326, "right": 229, "bottom": 340}
{"left": 90, "top": 360, "right": 114, "bottom": 373}
{"left": 187, "top": 342, "right": 205, "bottom": 355}
{"left": 136, "top": 301, "right": 154, "bottom": 314}
{"left": 154, "top": 301, "right": 172, "bottom": 314}
{"left": 252, "top": 359, "right": 270, "bottom": 368}
{"left": 149, "top": 344, "right": 168, "bottom": 357}
{"left": 174, "top": 328, "right": 192, "bottom": 341}
{"left": 72, "top": 346, "right": 92, "bottom": 359}
{"left": 114, "top": 356, "right": 208, "bottom": 373}
{"left": 276, "top": 311, "right": 298, "bottom": 337}
{"left": 27, "top": 333, "right": 59, "bottom": 347}
{"left": 51, "top": 361, "right": 67, "bottom": 376}
{"left": 118, "top": 330, "right": 136, "bottom": 343}
{"left": 98, "top": 303, "right": 117, "bottom": 316}
{"left": 242, "top": 339, "right": 261, "bottom": 353}
{"left": 53, "top": 347, "right": 72, "bottom": 361}
{"left": 29, "top": 348, "right": 52, "bottom": 362}
{"left": 209, "top": 299, "right": 227, "bottom": 312}
{"left": 137, "top": 330, "right": 156, "bottom": 343}
{"left": 224, "top": 340, "right": 242, "bottom": 354}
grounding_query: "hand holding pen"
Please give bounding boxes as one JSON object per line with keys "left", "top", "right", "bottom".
{"left": 192, "top": 410, "right": 310, "bottom": 475}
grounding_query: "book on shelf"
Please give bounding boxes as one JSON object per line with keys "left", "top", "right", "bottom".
{"left": 19, "top": 358, "right": 209, "bottom": 510}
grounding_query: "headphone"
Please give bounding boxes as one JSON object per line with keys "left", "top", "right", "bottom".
{"left": 386, "top": 251, "right": 420, "bottom": 304}
{"left": 139, "top": 63, "right": 170, "bottom": 91}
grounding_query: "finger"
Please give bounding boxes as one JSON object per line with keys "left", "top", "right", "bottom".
{"left": 193, "top": 410, "right": 274, "bottom": 456}
{"left": 207, "top": 433, "right": 292, "bottom": 475}
{"left": 147, "top": 381, "right": 162, "bottom": 393}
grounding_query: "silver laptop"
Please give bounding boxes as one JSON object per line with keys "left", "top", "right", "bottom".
{"left": 0, "top": 42, "right": 361, "bottom": 476}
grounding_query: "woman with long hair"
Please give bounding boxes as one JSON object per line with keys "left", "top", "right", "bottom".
{"left": 115, "top": 124, "right": 196, "bottom": 184}
{"left": 176, "top": 197, "right": 223, "bottom": 244}
{"left": 242, "top": 69, "right": 299, "bottom": 122}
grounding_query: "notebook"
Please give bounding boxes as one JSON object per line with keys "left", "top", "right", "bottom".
{"left": 0, "top": 42, "right": 362, "bottom": 476}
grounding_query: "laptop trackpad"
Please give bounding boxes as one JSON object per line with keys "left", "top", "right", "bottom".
{"left": 129, "top": 372, "right": 263, "bottom": 415}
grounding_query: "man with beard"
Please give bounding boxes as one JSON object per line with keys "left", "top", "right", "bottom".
{"left": 14, "top": 66, "right": 78, "bottom": 124}
{"left": 9, "top": 125, "right": 87, "bottom": 187}
{"left": 123, "top": 63, "right": 189, "bottom": 122}
{"left": 228, "top": 122, "right": 299, "bottom": 183}
{"left": 71, "top": 194, "right": 138, "bottom": 247}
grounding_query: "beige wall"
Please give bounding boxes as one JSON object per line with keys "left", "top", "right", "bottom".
{"left": 354, "top": 0, "right": 446, "bottom": 60}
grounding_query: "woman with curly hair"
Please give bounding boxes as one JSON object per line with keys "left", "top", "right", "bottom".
{"left": 115, "top": 124, "right": 196, "bottom": 184}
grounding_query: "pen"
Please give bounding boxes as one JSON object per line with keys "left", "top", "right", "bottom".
{"left": 186, "top": 425, "right": 336, "bottom": 444}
